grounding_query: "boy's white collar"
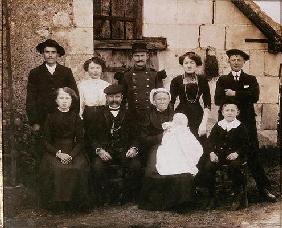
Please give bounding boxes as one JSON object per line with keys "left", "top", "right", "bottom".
{"left": 218, "top": 119, "right": 241, "bottom": 131}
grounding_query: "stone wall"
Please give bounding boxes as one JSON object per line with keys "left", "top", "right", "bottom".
{"left": 143, "top": 0, "right": 280, "bottom": 146}
{"left": 5, "top": 0, "right": 280, "bottom": 147}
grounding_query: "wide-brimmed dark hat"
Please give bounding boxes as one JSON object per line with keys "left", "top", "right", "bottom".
{"left": 226, "top": 49, "right": 249, "bottom": 61}
{"left": 36, "top": 39, "right": 65, "bottom": 56}
{"left": 132, "top": 42, "right": 148, "bottom": 53}
{"left": 104, "top": 84, "right": 123, "bottom": 95}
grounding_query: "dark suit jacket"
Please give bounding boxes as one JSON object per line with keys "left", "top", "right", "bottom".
{"left": 214, "top": 71, "right": 259, "bottom": 122}
{"left": 92, "top": 106, "right": 138, "bottom": 156}
{"left": 207, "top": 123, "right": 249, "bottom": 161}
{"left": 26, "top": 63, "right": 79, "bottom": 126}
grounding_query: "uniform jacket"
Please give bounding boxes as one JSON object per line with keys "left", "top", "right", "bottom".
{"left": 214, "top": 71, "right": 259, "bottom": 122}
{"left": 26, "top": 63, "right": 79, "bottom": 126}
{"left": 115, "top": 67, "right": 166, "bottom": 112}
{"left": 91, "top": 106, "right": 138, "bottom": 155}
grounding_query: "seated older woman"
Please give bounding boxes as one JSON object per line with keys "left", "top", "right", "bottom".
{"left": 138, "top": 88, "right": 200, "bottom": 211}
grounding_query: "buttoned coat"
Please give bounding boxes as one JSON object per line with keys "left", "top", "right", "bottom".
{"left": 115, "top": 67, "right": 166, "bottom": 114}
{"left": 26, "top": 63, "right": 79, "bottom": 126}
{"left": 214, "top": 71, "right": 259, "bottom": 122}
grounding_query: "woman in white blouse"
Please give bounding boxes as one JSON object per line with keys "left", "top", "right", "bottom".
{"left": 78, "top": 57, "right": 110, "bottom": 155}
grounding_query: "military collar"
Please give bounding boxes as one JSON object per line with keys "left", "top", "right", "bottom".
{"left": 133, "top": 65, "right": 148, "bottom": 71}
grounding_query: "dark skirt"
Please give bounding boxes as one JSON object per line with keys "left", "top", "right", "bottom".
{"left": 138, "top": 145, "right": 195, "bottom": 211}
{"left": 175, "top": 102, "right": 203, "bottom": 136}
{"left": 39, "top": 140, "right": 90, "bottom": 205}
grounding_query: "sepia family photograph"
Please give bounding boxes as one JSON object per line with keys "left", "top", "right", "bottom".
{"left": 1, "top": 0, "right": 281, "bottom": 227}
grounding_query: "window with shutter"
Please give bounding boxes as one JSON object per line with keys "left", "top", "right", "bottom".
{"left": 93, "top": 0, "right": 142, "bottom": 40}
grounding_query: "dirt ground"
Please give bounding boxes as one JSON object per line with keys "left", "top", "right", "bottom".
{"left": 4, "top": 200, "right": 281, "bottom": 227}
{"left": 4, "top": 165, "right": 281, "bottom": 228}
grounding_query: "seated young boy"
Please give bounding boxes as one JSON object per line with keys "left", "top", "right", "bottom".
{"left": 205, "top": 100, "right": 249, "bottom": 210}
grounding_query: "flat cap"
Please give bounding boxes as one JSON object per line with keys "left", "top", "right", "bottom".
{"left": 104, "top": 84, "right": 123, "bottom": 95}
{"left": 226, "top": 49, "right": 249, "bottom": 61}
{"left": 132, "top": 42, "right": 148, "bottom": 53}
{"left": 36, "top": 39, "right": 65, "bottom": 56}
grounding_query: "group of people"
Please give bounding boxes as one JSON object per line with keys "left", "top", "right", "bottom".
{"left": 26, "top": 39, "right": 276, "bottom": 212}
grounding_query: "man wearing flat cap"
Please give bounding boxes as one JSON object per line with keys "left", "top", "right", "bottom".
{"left": 214, "top": 49, "right": 276, "bottom": 202}
{"left": 114, "top": 42, "right": 167, "bottom": 121}
{"left": 26, "top": 39, "right": 79, "bottom": 132}
{"left": 91, "top": 84, "right": 142, "bottom": 204}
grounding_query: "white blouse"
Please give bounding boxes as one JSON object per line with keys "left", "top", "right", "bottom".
{"left": 78, "top": 78, "right": 110, "bottom": 117}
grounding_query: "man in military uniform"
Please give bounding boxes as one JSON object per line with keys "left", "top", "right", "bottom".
{"left": 214, "top": 49, "right": 276, "bottom": 202}
{"left": 92, "top": 84, "right": 142, "bottom": 204}
{"left": 114, "top": 42, "right": 166, "bottom": 121}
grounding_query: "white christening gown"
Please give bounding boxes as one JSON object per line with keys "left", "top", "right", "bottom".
{"left": 156, "top": 123, "right": 203, "bottom": 176}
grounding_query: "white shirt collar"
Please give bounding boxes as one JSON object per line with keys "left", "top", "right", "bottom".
{"left": 46, "top": 63, "right": 57, "bottom": 75}
{"left": 231, "top": 70, "right": 241, "bottom": 77}
{"left": 218, "top": 119, "right": 241, "bottom": 132}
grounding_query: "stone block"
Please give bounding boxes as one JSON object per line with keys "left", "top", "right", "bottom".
{"left": 143, "top": 0, "right": 177, "bottom": 25}
{"left": 176, "top": 0, "right": 213, "bottom": 25}
{"left": 143, "top": 24, "right": 199, "bottom": 49}
{"left": 143, "top": 24, "right": 178, "bottom": 49}
{"left": 59, "top": 28, "right": 93, "bottom": 55}
{"left": 177, "top": 25, "right": 199, "bottom": 49}
{"left": 200, "top": 25, "right": 225, "bottom": 49}
{"left": 261, "top": 104, "right": 279, "bottom": 130}
{"left": 258, "top": 130, "right": 277, "bottom": 147}
{"left": 215, "top": 0, "right": 252, "bottom": 25}
{"left": 249, "top": 50, "right": 265, "bottom": 77}
{"left": 226, "top": 25, "right": 268, "bottom": 50}
{"left": 73, "top": 0, "right": 93, "bottom": 27}
{"left": 264, "top": 53, "right": 281, "bottom": 77}
{"left": 254, "top": 103, "right": 262, "bottom": 130}
{"left": 53, "top": 11, "right": 71, "bottom": 27}
{"left": 257, "top": 76, "right": 279, "bottom": 103}
{"left": 65, "top": 54, "right": 92, "bottom": 82}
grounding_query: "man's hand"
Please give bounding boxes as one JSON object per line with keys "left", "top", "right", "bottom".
{"left": 56, "top": 151, "right": 72, "bottom": 164}
{"left": 97, "top": 149, "right": 112, "bottom": 161}
{"left": 225, "top": 89, "right": 236, "bottom": 96}
{"left": 32, "top": 124, "right": 40, "bottom": 132}
{"left": 126, "top": 147, "right": 138, "bottom": 158}
{"left": 226, "top": 152, "right": 239, "bottom": 161}
{"left": 210, "top": 152, "right": 219, "bottom": 163}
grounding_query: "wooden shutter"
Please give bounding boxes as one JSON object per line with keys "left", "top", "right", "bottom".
{"left": 93, "top": 0, "right": 143, "bottom": 40}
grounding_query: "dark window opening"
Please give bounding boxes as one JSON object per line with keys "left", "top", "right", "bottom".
{"left": 93, "top": 0, "right": 143, "bottom": 40}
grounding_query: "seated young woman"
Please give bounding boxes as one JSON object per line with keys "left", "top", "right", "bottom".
{"left": 138, "top": 88, "right": 203, "bottom": 211}
{"left": 39, "top": 87, "right": 90, "bottom": 212}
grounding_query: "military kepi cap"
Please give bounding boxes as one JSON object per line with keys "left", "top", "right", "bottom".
{"left": 104, "top": 84, "right": 123, "bottom": 95}
{"left": 226, "top": 49, "right": 249, "bottom": 61}
{"left": 132, "top": 42, "right": 148, "bottom": 53}
{"left": 36, "top": 39, "right": 65, "bottom": 56}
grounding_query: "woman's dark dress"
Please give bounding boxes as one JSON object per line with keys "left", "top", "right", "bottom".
{"left": 40, "top": 109, "right": 89, "bottom": 206}
{"left": 138, "top": 107, "right": 195, "bottom": 211}
{"left": 170, "top": 74, "right": 211, "bottom": 136}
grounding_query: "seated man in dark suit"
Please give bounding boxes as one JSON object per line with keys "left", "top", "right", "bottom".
{"left": 92, "top": 84, "right": 142, "bottom": 205}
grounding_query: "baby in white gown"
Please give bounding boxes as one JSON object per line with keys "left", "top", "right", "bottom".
{"left": 156, "top": 113, "right": 203, "bottom": 176}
